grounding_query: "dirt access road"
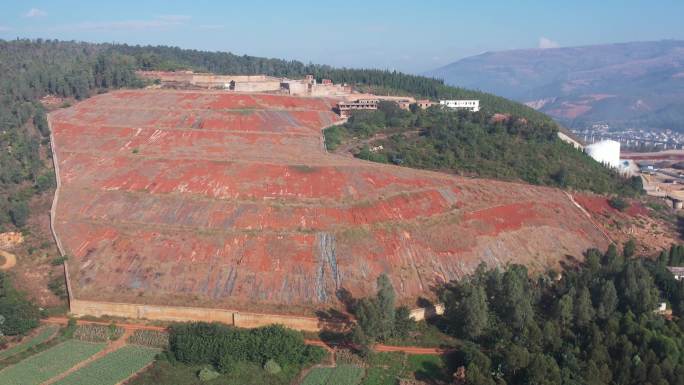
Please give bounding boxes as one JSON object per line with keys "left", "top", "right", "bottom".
{"left": 43, "top": 317, "right": 447, "bottom": 355}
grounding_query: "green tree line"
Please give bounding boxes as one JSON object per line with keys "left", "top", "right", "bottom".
{"left": 442, "top": 243, "right": 684, "bottom": 385}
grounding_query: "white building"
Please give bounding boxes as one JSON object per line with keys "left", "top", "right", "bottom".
{"left": 585, "top": 140, "right": 621, "bottom": 169}
{"left": 439, "top": 100, "right": 480, "bottom": 112}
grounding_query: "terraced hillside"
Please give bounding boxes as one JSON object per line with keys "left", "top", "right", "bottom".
{"left": 49, "top": 90, "right": 609, "bottom": 316}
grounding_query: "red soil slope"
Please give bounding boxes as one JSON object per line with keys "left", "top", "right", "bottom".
{"left": 50, "top": 90, "right": 609, "bottom": 315}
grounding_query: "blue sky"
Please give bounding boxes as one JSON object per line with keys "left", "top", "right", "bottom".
{"left": 1, "top": 1, "right": 683, "bottom": 73}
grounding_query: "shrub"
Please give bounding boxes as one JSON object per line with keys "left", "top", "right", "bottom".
{"left": 217, "top": 353, "right": 237, "bottom": 374}
{"left": 263, "top": 358, "right": 282, "bottom": 374}
{"left": 609, "top": 196, "right": 629, "bottom": 211}
{"left": 198, "top": 366, "right": 220, "bottom": 381}
{"left": 0, "top": 272, "right": 40, "bottom": 336}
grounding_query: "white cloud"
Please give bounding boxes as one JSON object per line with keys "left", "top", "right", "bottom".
{"left": 538, "top": 37, "right": 560, "bottom": 49}
{"left": 56, "top": 15, "right": 189, "bottom": 32}
{"left": 24, "top": 8, "right": 47, "bottom": 18}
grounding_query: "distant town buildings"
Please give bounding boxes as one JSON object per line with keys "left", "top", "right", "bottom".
{"left": 416, "top": 99, "right": 436, "bottom": 109}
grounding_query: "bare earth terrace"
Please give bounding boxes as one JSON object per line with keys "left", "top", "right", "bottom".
{"left": 49, "top": 89, "right": 609, "bottom": 320}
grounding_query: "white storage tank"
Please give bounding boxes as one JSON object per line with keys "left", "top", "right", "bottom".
{"left": 585, "top": 140, "right": 620, "bottom": 169}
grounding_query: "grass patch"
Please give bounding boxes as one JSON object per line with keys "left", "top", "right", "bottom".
{"left": 301, "top": 364, "right": 365, "bottom": 385}
{"left": 127, "top": 360, "right": 302, "bottom": 385}
{"left": 52, "top": 345, "right": 160, "bottom": 385}
{"left": 0, "top": 339, "right": 105, "bottom": 385}
{"left": 384, "top": 320, "right": 458, "bottom": 348}
{"left": 360, "top": 352, "right": 448, "bottom": 385}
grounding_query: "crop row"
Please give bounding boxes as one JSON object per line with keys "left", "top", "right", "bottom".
{"left": 0, "top": 339, "right": 105, "bottom": 385}
{"left": 127, "top": 329, "right": 169, "bottom": 348}
{"left": 52, "top": 345, "right": 160, "bottom": 385}
{"left": 73, "top": 324, "right": 124, "bottom": 342}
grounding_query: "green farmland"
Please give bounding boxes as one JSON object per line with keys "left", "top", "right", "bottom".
{"left": 52, "top": 345, "right": 160, "bottom": 385}
{"left": 0, "top": 325, "right": 59, "bottom": 361}
{"left": 0, "top": 339, "right": 105, "bottom": 385}
{"left": 301, "top": 365, "right": 365, "bottom": 385}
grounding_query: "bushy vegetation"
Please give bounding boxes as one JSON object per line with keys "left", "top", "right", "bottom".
{"left": 609, "top": 196, "right": 630, "bottom": 211}
{"left": 0, "top": 339, "right": 104, "bottom": 385}
{"left": 350, "top": 274, "right": 415, "bottom": 352}
{"left": 440, "top": 243, "right": 684, "bottom": 385}
{"left": 52, "top": 345, "right": 159, "bottom": 385}
{"left": 0, "top": 272, "right": 40, "bottom": 336}
{"left": 326, "top": 103, "right": 642, "bottom": 196}
{"left": 168, "top": 322, "right": 325, "bottom": 378}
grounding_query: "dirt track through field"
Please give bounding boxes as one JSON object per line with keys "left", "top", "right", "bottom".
{"left": 40, "top": 329, "right": 132, "bottom": 385}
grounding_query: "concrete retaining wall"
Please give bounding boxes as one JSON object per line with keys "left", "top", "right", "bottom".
{"left": 69, "top": 299, "right": 342, "bottom": 332}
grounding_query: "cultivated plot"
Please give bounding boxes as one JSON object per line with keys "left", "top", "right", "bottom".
{"left": 0, "top": 325, "right": 59, "bottom": 361}
{"left": 0, "top": 340, "right": 105, "bottom": 385}
{"left": 52, "top": 345, "right": 160, "bottom": 385}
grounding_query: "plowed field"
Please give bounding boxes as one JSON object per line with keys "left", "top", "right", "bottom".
{"left": 50, "top": 89, "right": 609, "bottom": 315}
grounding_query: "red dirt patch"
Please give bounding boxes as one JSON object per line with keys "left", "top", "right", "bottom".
{"left": 50, "top": 90, "right": 610, "bottom": 314}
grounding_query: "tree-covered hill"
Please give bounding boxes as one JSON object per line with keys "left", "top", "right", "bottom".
{"left": 325, "top": 102, "right": 642, "bottom": 196}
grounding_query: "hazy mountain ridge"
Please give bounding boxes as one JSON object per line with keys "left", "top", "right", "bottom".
{"left": 426, "top": 40, "right": 684, "bottom": 130}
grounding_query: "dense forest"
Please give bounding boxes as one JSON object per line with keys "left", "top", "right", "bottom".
{"left": 325, "top": 102, "right": 642, "bottom": 196}
{"left": 440, "top": 243, "right": 684, "bottom": 385}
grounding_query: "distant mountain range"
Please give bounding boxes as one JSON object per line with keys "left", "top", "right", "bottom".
{"left": 426, "top": 40, "right": 684, "bottom": 131}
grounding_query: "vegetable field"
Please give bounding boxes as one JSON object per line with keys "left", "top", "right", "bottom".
{"left": 0, "top": 340, "right": 105, "bottom": 385}
{"left": 127, "top": 329, "right": 169, "bottom": 348}
{"left": 52, "top": 345, "right": 160, "bottom": 385}
{"left": 302, "top": 365, "right": 365, "bottom": 385}
{"left": 0, "top": 325, "right": 59, "bottom": 361}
